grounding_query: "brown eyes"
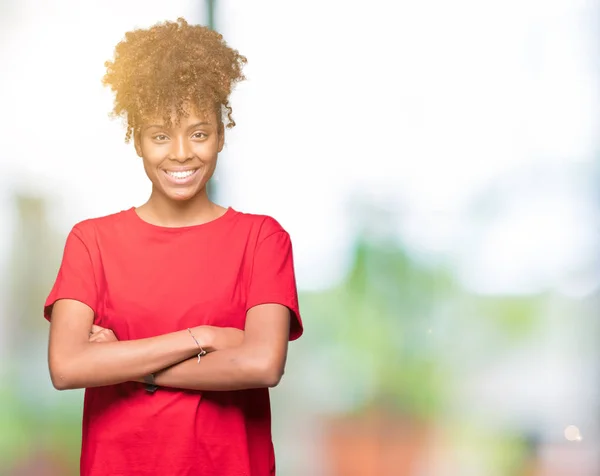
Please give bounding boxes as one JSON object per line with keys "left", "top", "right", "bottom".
{"left": 151, "top": 132, "right": 206, "bottom": 142}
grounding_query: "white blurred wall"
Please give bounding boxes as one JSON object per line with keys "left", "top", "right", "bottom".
{"left": 0, "top": 2, "right": 598, "bottom": 473}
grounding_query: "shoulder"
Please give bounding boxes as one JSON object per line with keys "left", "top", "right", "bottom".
{"left": 70, "top": 208, "right": 131, "bottom": 241}
{"left": 232, "top": 210, "right": 289, "bottom": 241}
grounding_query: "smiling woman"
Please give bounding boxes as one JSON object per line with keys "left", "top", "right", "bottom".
{"left": 43, "top": 17, "right": 303, "bottom": 476}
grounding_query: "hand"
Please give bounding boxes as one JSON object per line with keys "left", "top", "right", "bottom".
{"left": 89, "top": 325, "right": 118, "bottom": 343}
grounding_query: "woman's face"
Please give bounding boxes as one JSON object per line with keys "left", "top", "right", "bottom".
{"left": 135, "top": 108, "right": 224, "bottom": 202}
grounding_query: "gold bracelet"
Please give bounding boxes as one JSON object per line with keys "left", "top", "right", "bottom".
{"left": 187, "top": 328, "right": 207, "bottom": 363}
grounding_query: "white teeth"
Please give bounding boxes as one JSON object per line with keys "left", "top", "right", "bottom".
{"left": 167, "top": 170, "right": 196, "bottom": 179}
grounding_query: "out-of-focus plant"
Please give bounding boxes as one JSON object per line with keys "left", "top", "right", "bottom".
{"left": 301, "top": 201, "right": 545, "bottom": 423}
{"left": 0, "top": 384, "right": 81, "bottom": 474}
{"left": 0, "top": 192, "right": 79, "bottom": 474}
{"left": 303, "top": 234, "right": 453, "bottom": 421}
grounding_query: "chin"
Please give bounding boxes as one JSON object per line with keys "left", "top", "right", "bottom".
{"left": 168, "top": 190, "right": 199, "bottom": 201}
{"left": 155, "top": 174, "right": 208, "bottom": 202}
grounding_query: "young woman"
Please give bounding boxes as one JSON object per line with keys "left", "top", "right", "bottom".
{"left": 44, "top": 18, "right": 303, "bottom": 476}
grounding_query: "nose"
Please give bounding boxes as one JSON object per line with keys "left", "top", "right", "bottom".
{"left": 171, "top": 136, "right": 193, "bottom": 162}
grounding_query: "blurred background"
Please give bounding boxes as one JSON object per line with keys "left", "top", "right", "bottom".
{"left": 1, "top": 0, "right": 599, "bottom": 474}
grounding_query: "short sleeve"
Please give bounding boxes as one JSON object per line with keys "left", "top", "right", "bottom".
{"left": 246, "top": 229, "right": 303, "bottom": 341}
{"left": 43, "top": 225, "right": 98, "bottom": 321}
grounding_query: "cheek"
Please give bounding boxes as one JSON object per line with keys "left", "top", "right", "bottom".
{"left": 141, "top": 158, "right": 162, "bottom": 183}
{"left": 140, "top": 145, "right": 166, "bottom": 169}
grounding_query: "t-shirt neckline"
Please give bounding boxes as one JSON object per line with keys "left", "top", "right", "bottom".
{"left": 126, "top": 206, "right": 237, "bottom": 232}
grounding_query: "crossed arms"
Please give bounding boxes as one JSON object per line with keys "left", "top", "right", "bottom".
{"left": 48, "top": 299, "right": 291, "bottom": 392}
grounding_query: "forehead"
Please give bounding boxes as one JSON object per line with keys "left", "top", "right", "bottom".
{"left": 143, "top": 108, "right": 217, "bottom": 130}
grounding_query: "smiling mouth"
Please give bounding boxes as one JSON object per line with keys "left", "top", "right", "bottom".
{"left": 165, "top": 169, "right": 198, "bottom": 179}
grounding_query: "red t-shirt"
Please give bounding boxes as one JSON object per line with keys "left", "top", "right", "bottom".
{"left": 44, "top": 207, "right": 303, "bottom": 476}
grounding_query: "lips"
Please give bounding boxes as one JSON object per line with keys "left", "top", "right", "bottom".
{"left": 162, "top": 168, "right": 199, "bottom": 184}
{"left": 166, "top": 169, "right": 196, "bottom": 179}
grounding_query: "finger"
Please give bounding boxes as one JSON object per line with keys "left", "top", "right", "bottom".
{"left": 91, "top": 325, "right": 105, "bottom": 333}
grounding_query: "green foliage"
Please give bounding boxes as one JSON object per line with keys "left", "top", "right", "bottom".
{"left": 301, "top": 233, "right": 544, "bottom": 421}
{"left": 302, "top": 236, "right": 454, "bottom": 420}
{"left": 472, "top": 296, "right": 543, "bottom": 340}
{"left": 0, "top": 387, "right": 30, "bottom": 464}
{"left": 0, "top": 380, "right": 81, "bottom": 473}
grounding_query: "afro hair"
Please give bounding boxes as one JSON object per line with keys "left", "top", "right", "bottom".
{"left": 103, "top": 18, "right": 247, "bottom": 142}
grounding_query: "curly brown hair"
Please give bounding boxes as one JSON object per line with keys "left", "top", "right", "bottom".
{"left": 102, "top": 18, "right": 247, "bottom": 142}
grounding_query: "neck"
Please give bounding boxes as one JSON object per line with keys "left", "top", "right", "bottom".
{"left": 141, "top": 187, "right": 222, "bottom": 227}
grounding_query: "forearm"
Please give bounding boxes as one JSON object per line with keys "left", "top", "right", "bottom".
{"left": 150, "top": 305, "right": 290, "bottom": 391}
{"left": 152, "top": 345, "right": 282, "bottom": 391}
{"left": 50, "top": 328, "right": 206, "bottom": 390}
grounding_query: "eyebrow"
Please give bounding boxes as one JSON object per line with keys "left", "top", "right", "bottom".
{"left": 144, "top": 121, "right": 212, "bottom": 130}
{"left": 186, "top": 121, "right": 211, "bottom": 129}
{"left": 143, "top": 124, "right": 166, "bottom": 132}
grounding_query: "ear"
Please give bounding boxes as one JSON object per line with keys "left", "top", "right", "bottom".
{"left": 133, "top": 130, "right": 143, "bottom": 157}
{"left": 217, "top": 122, "right": 225, "bottom": 153}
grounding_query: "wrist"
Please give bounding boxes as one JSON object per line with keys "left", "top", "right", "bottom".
{"left": 143, "top": 373, "right": 158, "bottom": 393}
